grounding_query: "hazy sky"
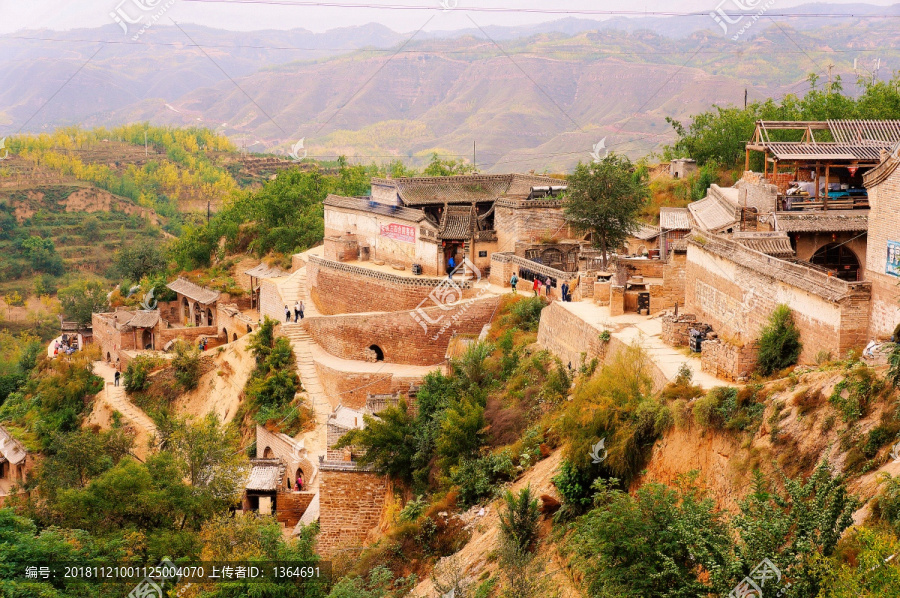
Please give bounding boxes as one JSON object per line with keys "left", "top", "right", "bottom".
{"left": 1, "top": 0, "right": 898, "bottom": 34}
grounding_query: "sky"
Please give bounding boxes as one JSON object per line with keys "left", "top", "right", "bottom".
{"left": 1, "top": 0, "right": 898, "bottom": 34}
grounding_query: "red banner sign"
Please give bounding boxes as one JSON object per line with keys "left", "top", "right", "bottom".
{"left": 380, "top": 223, "right": 416, "bottom": 244}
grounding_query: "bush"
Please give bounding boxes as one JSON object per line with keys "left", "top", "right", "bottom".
{"left": 874, "top": 474, "right": 900, "bottom": 535}
{"left": 888, "top": 343, "right": 900, "bottom": 389}
{"left": 757, "top": 304, "right": 802, "bottom": 375}
{"left": 451, "top": 450, "right": 515, "bottom": 507}
{"left": 829, "top": 363, "right": 883, "bottom": 422}
{"left": 500, "top": 296, "right": 545, "bottom": 332}
{"left": 498, "top": 486, "right": 540, "bottom": 553}
{"left": 171, "top": 340, "right": 202, "bottom": 391}
{"left": 123, "top": 356, "right": 152, "bottom": 392}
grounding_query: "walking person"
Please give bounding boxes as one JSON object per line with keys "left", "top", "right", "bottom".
{"left": 545, "top": 277, "right": 552, "bottom": 298}
{"left": 114, "top": 370, "right": 121, "bottom": 387}
{"left": 293, "top": 301, "right": 301, "bottom": 323}
{"left": 533, "top": 277, "right": 541, "bottom": 297}
{"left": 510, "top": 273, "right": 518, "bottom": 294}
{"left": 299, "top": 300, "right": 305, "bottom": 320}
{"left": 297, "top": 474, "right": 303, "bottom": 491}
{"left": 284, "top": 305, "right": 291, "bottom": 323}
{"left": 447, "top": 255, "right": 456, "bottom": 280}
{"left": 561, "top": 280, "right": 570, "bottom": 302}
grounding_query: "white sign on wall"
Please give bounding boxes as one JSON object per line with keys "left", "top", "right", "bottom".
{"left": 380, "top": 223, "right": 416, "bottom": 244}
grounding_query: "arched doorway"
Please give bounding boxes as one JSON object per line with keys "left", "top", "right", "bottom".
{"left": 141, "top": 329, "right": 152, "bottom": 350}
{"left": 194, "top": 302, "right": 202, "bottom": 326}
{"left": 222, "top": 328, "right": 228, "bottom": 342}
{"left": 263, "top": 446, "right": 274, "bottom": 458}
{"left": 369, "top": 345, "right": 385, "bottom": 361}
{"left": 206, "top": 308, "right": 214, "bottom": 326}
{"left": 233, "top": 333, "right": 238, "bottom": 342}
{"left": 810, "top": 243, "right": 860, "bottom": 281}
{"left": 106, "top": 352, "right": 111, "bottom": 362}
{"left": 182, "top": 297, "right": 190, "bottom": 324}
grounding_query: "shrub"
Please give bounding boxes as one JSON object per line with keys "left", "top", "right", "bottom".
{"left": 501, "top": 296, "right": 545, "bottom": 332}
{"left": 874, "top": 474, "right": 900, "bottom": 535}
{"left": 757, "top": 304, "right": 802, "bottom": 375}
{"left": 498, "top": 486, "right": 540, "bottom": 553}
{"left": 123, "top": 356, "right": 152, "bottom": 392}
{"left": 171, "top": 340, "right": 202, "bottom": 391}
{"left": 598, "top": 330, "right": 611, "bottom": 342}
{"left": 829, "top": 363, "right": 883, "bottom": 422}
{"left": 399, "top": 496, "right": 428, "bottom": 523}
{"left": 451, "top": 450, "right": 515, "bottom": 507}
{"left": 888, "top": 343, "right": 900, "bottom": 389}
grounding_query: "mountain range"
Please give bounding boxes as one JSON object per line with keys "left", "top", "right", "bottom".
{"left": 2, "top": 3, "right": 899, "bottom": 171}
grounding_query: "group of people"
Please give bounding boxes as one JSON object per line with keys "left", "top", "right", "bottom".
{"left": 508, "top": 273, "right": 573, "bottom": 302}
{"left": 52, "top": 335, "right": 80, "bottom": 357}
{"left": 287, "top": 475, "right": 304, "bottom": 492}
{"left": 285, "top": 301, "right": 305, "bottom": 323}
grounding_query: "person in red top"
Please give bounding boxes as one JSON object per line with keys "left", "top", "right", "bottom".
{"left": 533, "top": 277, "right": 541, "bottom": 297}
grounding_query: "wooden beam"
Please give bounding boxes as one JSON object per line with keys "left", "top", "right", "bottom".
{"left": 824, "top": 164, "right": 830, "bottom": 211}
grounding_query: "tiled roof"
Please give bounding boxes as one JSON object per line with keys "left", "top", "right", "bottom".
{"left": 381, "top": 173, "right": 562, "bottom": 206}
{"left": 732, "top": 232, "right": 795, "bottom": 258}
{"left": 244, "top": 263, "right": 287, "bottom": 279}
{"left": 439, "top": 206, "right": 474, "bottom": 240}
{"left": 324, "top": 194, "right": 430, "bottom": 224}
{"left": 774, "top": 211, "right": 869, "bottom": 233}
{"left": 0, "top": 424, "right": 28, "bottom": 465}
{"left": 689, "top": 193, "right": 739, "bottom": 232}
{"left": 659, "top": 207, "right": 692, "bottom": 230}
{"left": 245, "top": 459, "right": 284, "bottom": 492}
{"left": 166, "top": 278, "right": 220, "bottom": 305}
{"left": 631, "top": 223, "right": 661, "bottom": 240}
{"left": 126, "top": 310, "right": 160, "bottom": 329}
{"left": 328, "top": 405, "right": 365, "bottom": 431}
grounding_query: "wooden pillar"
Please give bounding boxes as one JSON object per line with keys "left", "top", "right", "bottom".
{"left": 764, "top": 156, "right": 768, "bottom": 179}
{"left": 745, "top": 149, "right": 750, "bottom": 172}
{"left": 814, "top": 164, "right": 819, "bottom": 200}
{"left": 824, "top": 164, "right": 830, "bottom": 211}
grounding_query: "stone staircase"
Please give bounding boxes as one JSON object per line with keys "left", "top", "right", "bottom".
{"left": 103, "top": 382, "right": 159, "bottom": 440}
{"left": 277, "top": 267, "right": 320, "bottom": 319}
{"left": 281, "top": 323, "right": 331, "bottom": 487}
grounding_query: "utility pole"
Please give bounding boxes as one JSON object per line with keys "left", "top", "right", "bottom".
{"left": 827, "top": 63, "right": 835, "bottom": 87}
{"left": 473, "top": 140, "right": 476, "bottom": 172}
{"left": 744, "top": 88, "right": 748, "bottom": 110}
{"left": 207, "top": 200, "right": 210, "bottom": 224}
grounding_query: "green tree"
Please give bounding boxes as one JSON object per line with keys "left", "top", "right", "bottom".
{"left": 114, "top": 243, "right": 168, "bottom": 282}
{"left": 423, "top": 152, "right": 475, "bottom": 177}
{"left": 564, "top": 154, "right": 649, "bottom": 269}
{"left": 498, "top": 486, "right": 540, "bottom": 553}
{"left": 335, "top": 399, "right": 418, "bottom": 486}
{"left": 571, "top": 475, "right": 732, "bottom": 598}
{"left": 58, "top": 280, "right": 110, "bottom": 328}
{"left": 171, "top": 340, "right": 202, "bottom": 391}
{"left": 436, "top": 397, "right": 486, "bottom": 474}
{"left": 20, "top": 235, "right": 64, "bottom": 275}
{"left": 757, "top": 304, "right": 803, "bottom": 375}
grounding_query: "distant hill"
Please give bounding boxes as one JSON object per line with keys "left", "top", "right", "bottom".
{"left": 2, "top": 3, "right": 899, "bottom": 171}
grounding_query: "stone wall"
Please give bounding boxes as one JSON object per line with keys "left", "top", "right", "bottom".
{"left": 650, "top": 253, "right": 687, "bottom": 312}
{"left": 315, "top": 362, "right": 424, "bottom": 410}
{"left": 304, "top": 295, "right": 499, "bottom": 366}
{"left": 863, "top": 158, "right": 900, "bottom": 339}
{"left": 536, "top": 302, "right": 669, "bottom": 390}
{"left": 275, "top": 491, "right": 315, "bottom": 528}
{"left": 684, "top": 236, "right": 871, "bottom": 370}
{"left": 494, "top": 200, "right": 573, "bottom": 252}
{"left": 216, "top": 305, "right": 256, "bottom": 344}
{"left": 157, "top": 325, "right": 218, "bottom": 348}
{"left": 661, "top": 314, "right": 698, "bottom": 347}
{"left": 308, "top": 256, "right": 481, "bottom": 315}
{"left": 256, "top": 425, "right": 316, "bottom": 486}
{"left": 317, "top": 468, "right": 389, "bottom": 556}
{"left": 259, "top": 278, "right": 287, "bottom": 324}
{"left": 701, "top": 339, "right": 758, "bottom": 382}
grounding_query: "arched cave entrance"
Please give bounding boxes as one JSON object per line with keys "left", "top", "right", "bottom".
{"left": 206, "top": 307, "right": 214, "bottom": 326}
{"left": 233, "top": 333, "right": 238, "bottom": 342}
{"left": 369, "top": 344, "right": 385, "bottom": 362}
{"left": 141, "top": 329, "right": 152, "bottom": 350}
{"left": 262, "top": 446, "right": 274, "bottom": 458}
{"left": 810, "top": 243, "right": 861, "bottom": 282}
{"left": 106, "top": 352, "right": 111, "bottom": 362}
{"left": 222, "top": 328, "right": 228, "bottom": 342}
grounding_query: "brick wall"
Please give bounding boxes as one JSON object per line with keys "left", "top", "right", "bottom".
{"left": 794, "top": 231, "right": 868, "bottom": 270}
{"left": 864, "top": 160, "right": 900, "bottom": 338}
{"left": 157, "top": 325, "right": 218, "bottom": 348}
{"left": 684, "top": 236, "right": 871, "bottom": 372}
{"left": 304, "top": 295, "right": 500, "bottom": 366}
{"left": 536, "top": 302, "right": 670, "bottom": 390}
{"left": 256, "top": 425, "right": 316, "bottom": 486}
{"left": 661, "top": 314, "right": 698, "bottom": 347}
{"left": 317, "top": 469, "right": 388, "bottom": 556}
{"left": 315, "top": 361, "right": 424, "bottom": 410}
{"left": 259, "top": 278, "right": 287, "bottom": 323}
{"left": 217, "top": 305, "right": 256, "bottom": 343}
{"left": 307, "top": 255, "right": 481, "bottom": 315}
{"left": 700, "top": 339, "right": 758, "bottom": 382}
{"left": 275, "top": 491, "right": 315, "bottom": 528}
{"left": 495, "top": 200, "right": 573, "bottom": 251}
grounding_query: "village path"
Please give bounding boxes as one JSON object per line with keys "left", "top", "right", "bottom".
{"left": 92, "top": 361, "right": 159, "bottom": 451}
{"left": 554, "top": 301, "right": 733, "bottom": 389}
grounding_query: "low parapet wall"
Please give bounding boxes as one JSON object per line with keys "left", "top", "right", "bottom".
{"left": 308, "top": 255, "right": 480, "bottom": 315}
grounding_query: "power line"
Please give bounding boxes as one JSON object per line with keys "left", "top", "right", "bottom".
{"left": 179, "top": 0, "right": 900, "bottom": 19}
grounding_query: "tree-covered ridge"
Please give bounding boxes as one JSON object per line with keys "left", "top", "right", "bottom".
{"left": 8, "top": 125, "right": 240, "bottom": 220}
{"left": 664, "top": 74, "right": 900, "bottom": 171}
